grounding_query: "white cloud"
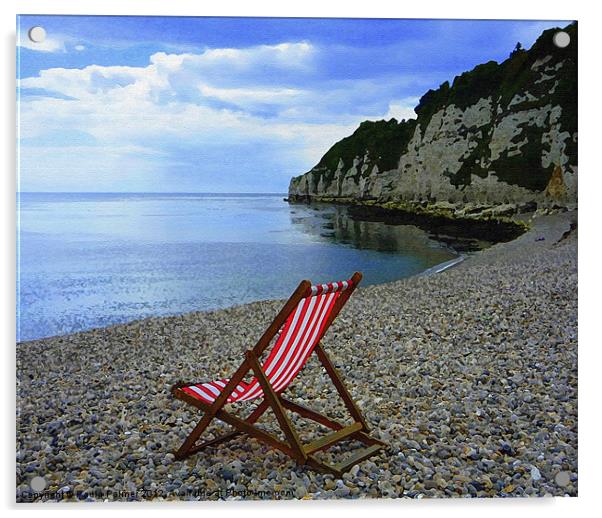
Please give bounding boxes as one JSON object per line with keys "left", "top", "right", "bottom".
{"left": 384, "top": 98, "right": 420, "bottom": 121}
{"left": 198, "top": 84, "right": 304, "bottom": 105}
{"left": 20, "top": 64, "right": 148, "bottom": 99}
{"left": 18, "top": 41, "right": 409, "bottom": 191}
{"left": 182, "top": 41, "right": 315, "bottom": 72}
{"left": 19, "top": 42, "right": 317, "bottom": 101}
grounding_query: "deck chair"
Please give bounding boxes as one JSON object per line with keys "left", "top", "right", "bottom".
{"left": 171, "top": 271, "right": 387, "bottom": 477}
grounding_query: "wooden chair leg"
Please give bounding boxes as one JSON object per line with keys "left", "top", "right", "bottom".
{"left": 305, "top": 443, "right": 385, "bottom": 478}
{"left": 173, "top": 388, "right": 387, "bottom": 474}
{"left": 315, "top": 343, "right": 371, "bottom": 432}
{"left": 182, "top": 399, "right": 269, "bottom": 458}
{"left": 246, "top": 351, "right": 307, "bottom": 464}
{"left": 279, "top": 395, "right": 388, "bottom": 476}
{"left": 174, "top": 398, "right": 270, "bottom": 460}
{"left": 182, "top": 430, "right": 242, "bottom": 458}
{"left": 174, "top": 412, "right": 216, "bottom": 460}
{"left": 172, "top": 361, "right": 253, "bottom": 460}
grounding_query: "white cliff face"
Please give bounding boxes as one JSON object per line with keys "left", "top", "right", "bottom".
{"left": 389, "top": 98, "right": 495, "bottom": 204}
{"left": 289, "top": 44, "right": 577, "bottom": 210}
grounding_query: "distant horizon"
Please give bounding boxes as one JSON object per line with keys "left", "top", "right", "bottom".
{"left": 18, "top": 16, "right": 570, "bottom": 193}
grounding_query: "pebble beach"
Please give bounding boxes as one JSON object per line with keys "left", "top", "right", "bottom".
{"left": 16, "top": 211, "right": 578, "bottom": 501}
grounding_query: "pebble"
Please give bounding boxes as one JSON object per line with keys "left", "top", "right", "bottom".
{"left": 295, "top": 486, "right": 307, "bottom": 499}
{"left": 15, "top": 213, "right": 577, "bottom": 501}
{"left": 334, "top": 486, "right": 351, "bottom": 497}
{"left": 530, "top": 466, "right": 542, "bottom": 481}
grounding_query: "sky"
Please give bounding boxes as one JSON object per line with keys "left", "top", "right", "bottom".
{"left": 17, "top": 16, "right": 571, "bottom": 193}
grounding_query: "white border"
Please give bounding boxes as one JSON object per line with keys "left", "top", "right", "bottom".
{"left": 3, "top": 1, "right": 596, "bottom": 517}
{"left": 5, "top": 0, "right": 581, "bottom": 19}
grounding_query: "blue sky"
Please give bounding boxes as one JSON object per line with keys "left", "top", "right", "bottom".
{"left": 17, "top": 16, "right": 571, "bottom": 193}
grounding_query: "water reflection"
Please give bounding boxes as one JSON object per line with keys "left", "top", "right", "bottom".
{"left": 288, "top": 203, "right": 456, "bottom": 263}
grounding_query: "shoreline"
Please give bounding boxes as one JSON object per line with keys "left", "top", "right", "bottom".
{"left": 18, "top": 194, "right": 493, "bottom": 345}
{"left": 16, "top": 210, "right": 572, "bottom": 346}
{"left": 419, "top": 256, "right": 466, "bottom": 276}
{"left": 287, "top": 197, "right": 532, "bottom": 240}
{"left": 288, "top": 197, "right": 533, "bottom": 254}
{"left": 16, "top": 210, "right": 571, "bottom": 346}
{"left": 16, "top": 211, "right": 577, "bottom": 501}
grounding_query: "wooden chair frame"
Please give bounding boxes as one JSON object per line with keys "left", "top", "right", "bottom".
{"left": 171, "top": 272, "right": 387, "bottom": 477}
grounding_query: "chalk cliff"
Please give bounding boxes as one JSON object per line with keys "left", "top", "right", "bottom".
{"left": 289, "top": 23, "right": 577, "bottom": 212}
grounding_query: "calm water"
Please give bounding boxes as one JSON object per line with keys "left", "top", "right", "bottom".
{"left": 17, "top": 193, "right": 457, "bottom": 341}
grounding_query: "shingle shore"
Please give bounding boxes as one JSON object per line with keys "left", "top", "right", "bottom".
{"left": 16, "top": 212, "right": 577, "bottom": 501}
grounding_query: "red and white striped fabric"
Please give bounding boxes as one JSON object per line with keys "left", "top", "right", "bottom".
{"left": 182, "top": 279, "right": 352, "bottom": 405}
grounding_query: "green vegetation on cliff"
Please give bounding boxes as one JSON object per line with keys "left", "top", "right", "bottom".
{"left": 423, "top": 22, "right": 577, "bottom": 191}
{"left": 416, "top": 23, "right": 576, "bottom": 129}
{"left": 293, "top": 22, "right": 577, "bottom": 195}
{"left": 315, "top": 118, "right": 418, "bottom": 186}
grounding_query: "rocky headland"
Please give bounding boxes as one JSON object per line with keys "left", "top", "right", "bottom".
{"left": 289, "top": 23, "right": 577, "bottom": 221}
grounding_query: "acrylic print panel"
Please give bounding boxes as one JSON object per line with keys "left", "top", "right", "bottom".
{"left": 16, "top": 15, "right": 577, "bottom": 502}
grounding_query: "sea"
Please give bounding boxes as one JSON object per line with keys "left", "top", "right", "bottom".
{"left": 17, "top": 192, "right": 458, "bottom": 342}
